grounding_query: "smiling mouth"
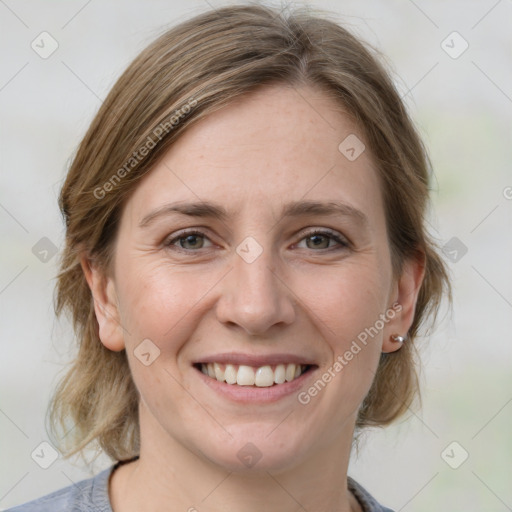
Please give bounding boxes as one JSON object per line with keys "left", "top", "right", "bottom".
{"left": 194, "top": 363, "right": 315, "bottom": 387}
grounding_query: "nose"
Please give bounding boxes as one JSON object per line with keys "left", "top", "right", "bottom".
{"left": 215, "top": 244, "right": 296, "bottom": 336}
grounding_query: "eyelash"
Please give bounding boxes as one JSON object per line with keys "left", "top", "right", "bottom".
{"left": 164, "top": 230, "right": 212, "bottom": 251}
{"left": 296, "top": 229, "right": 350, "bottom": 250}
{"left": 164, "top": 228, "right": 350, "bottom": 253}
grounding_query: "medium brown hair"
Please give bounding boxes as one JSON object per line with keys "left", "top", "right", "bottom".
{"left": 49, "top": 3, "right": 450, "bottom": 462}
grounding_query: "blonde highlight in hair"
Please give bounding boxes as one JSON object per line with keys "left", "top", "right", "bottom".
{"left": 48, "top": 4, "right": 450, "bottom": 462}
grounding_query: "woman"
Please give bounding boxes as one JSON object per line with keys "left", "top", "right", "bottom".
{"left": 8, "top": 4, "right": 449, "bottom": 511}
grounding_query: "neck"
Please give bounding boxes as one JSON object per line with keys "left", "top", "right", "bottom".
{"left": 109, "top": 404, "right": 360, "bottom": 512}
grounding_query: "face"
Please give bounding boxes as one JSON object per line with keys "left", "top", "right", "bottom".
{"left": 86, "top": 84, "right": 422, "bottom": 473}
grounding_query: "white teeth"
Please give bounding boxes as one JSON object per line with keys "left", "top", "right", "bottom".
{"left": 214, "top": 362, "right": 224, "bottom": 381}
{"left": 199, "top": 362, "right": 308, "bottom": 387}
{"left": 237, "top": 365, "right": 255, "bottom": 386}
{"left": 224, "top": 364, "right": 237, "bottom": 384}
{"left": 285, "top": 363, "right": 296, "bottom": 382}
{"left": 274, "top": 364, "right": 286, "bottom": 384}
{"left": 255, "top": 366, "right": 274, "bottom": 387}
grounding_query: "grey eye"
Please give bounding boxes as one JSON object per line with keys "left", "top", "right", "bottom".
{"left": 179, "top": 234, "right": 205, "bottom": 249}
{"left": 305, "top": 234, "right": 332, "bottom": 249}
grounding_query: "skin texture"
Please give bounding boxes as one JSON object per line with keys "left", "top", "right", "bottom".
{"left": 82, "top": 84, "right": 424, "bottom": 512}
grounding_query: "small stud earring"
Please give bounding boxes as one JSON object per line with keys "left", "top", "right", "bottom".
{"left": 391, "top": 334, "right": 406, "bottom": 344}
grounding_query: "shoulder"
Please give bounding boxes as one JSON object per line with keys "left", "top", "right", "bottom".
{"left": 4, "top": 465, "right": 115, "bottom": 512}
{"left": 348, "top": 476, "right": 395, "bottom": 512}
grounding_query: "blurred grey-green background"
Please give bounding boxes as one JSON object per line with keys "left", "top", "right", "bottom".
{"left": 1, "top": 1, "right": 511, "bottom": 510}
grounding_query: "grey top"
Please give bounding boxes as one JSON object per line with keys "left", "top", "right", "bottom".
{"left": 6, "top": 461, "right": 395, "bottom": 512}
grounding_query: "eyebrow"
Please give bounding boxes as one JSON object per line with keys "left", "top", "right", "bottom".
{"left": 138, "top": 200, "right": 368, "bottom": 228}
{"left": 139, "top": 201, "right": 230, "bottom": 227}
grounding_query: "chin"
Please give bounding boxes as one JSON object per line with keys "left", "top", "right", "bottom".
{"left": 193, "top": 427, "right": 311, "bottom": 474}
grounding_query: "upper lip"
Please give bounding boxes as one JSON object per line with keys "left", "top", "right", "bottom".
{"left": 193, "top": 352, "right": 317, "bottom": 367}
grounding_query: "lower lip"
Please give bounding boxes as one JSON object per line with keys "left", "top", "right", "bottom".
{"left": 194, "top": 366, "right": 317, "bottom": 403}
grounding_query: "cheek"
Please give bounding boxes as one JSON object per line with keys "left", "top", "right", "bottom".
{"left": 298, "top": 258, "right": 390, "bottom": 345}
{"left": 291, "top": 258, "right": 390, "bottom": 407}
{"left": 115, "top": 259, "right": 221, "bottom": 350}
{"left": 114, "top": 262, "right": 208, "bottom": 414}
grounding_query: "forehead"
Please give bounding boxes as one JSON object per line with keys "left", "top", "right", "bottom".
{"left": 124, "top": 84, "right": 385, "bottom": 229}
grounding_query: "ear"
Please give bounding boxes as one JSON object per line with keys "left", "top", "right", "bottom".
{"left": 80, "top": 256, "right": 125, "bottom": 352}
{"left": 382, "top": 251, "right": 426, "bottom": 354}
